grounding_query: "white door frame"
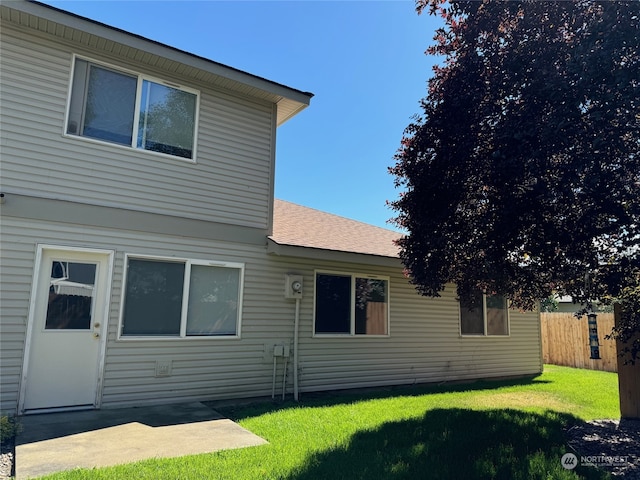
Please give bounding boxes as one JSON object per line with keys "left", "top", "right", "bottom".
{"left": 18, "top": 244, "right": 115, "bottom": 414}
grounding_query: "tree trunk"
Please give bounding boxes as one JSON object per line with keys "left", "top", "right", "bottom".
{"left": 614, "top": 303, "right": 640, "bottom": 419}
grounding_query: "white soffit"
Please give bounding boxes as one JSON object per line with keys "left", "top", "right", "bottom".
{"left": 1, "top": 1, "right": 312, "bottom": 126}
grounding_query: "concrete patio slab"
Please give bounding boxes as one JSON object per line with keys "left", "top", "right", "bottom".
{"left": 16, "top": 402, "right": 267, "bottom": 479}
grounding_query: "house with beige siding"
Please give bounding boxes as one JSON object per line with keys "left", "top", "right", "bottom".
{"left": 0, "top": 0, "right": 543, "bottom": 415}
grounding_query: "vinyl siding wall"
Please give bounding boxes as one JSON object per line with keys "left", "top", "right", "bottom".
{"left": 0, "top": 22, "right": 275, "bottom": 230}
{"left": 0, "top": 15, "right": 542, "bottom": 415}
{"left": 1, "top": 214, "right": 542, "bottom": 413}
{"left": 293, "top": 262, "right": 542, "bottom": 393}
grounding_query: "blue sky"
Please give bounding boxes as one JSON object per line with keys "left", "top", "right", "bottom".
{"left": 42, "top": 1, "right": 443, "bottom": 230}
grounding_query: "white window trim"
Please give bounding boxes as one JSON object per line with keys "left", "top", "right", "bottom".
{"left": 64, "top": 54, "right": 200, "bottom": 163}
{"left": 459, "top": 293, "right": 511, "bottom": 337}
{"left": 312, "top": 269, "right": 390, "bottom": 338}
{"left": 117, "top": 253, "right": 244, "bottom": 340}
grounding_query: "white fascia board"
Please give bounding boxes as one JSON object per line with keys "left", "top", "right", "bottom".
{"left": 14, "top": 1, "right": 313, "bottom": 113}
{"left": 267, "top": 239, "right": 402, "bottom": 269}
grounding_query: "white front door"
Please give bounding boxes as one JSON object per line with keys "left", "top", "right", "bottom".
{"left": 22, "top": 247, "right": 112, "bottom": 413}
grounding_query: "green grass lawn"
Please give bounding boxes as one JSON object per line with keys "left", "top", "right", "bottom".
{"left": 40, "top": 365, "right": 619, "bottom": 480}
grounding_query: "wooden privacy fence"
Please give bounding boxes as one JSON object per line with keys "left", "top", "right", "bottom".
{"left": 540, "top": 312, "right": 617, "bottom": 372}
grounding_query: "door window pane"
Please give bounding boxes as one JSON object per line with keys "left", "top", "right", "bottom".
{"left": 122, "top": 259, "right": 184, "bottom": 336}
{"left": 138, "top": 81, "right": 196, "bottom": 159}
{"left": 82, "top": 65, "right": 137, "bottom": 145}
{"left": 315, "top": 274, "right": 351, "bottom": 334}
{"left": 186, "top": 265, "right": 239, "bottom": 336}
{"left": 46, "top": 261, "right": 96, "bottom": 330}
{"left": 355, "top": 278, "right": 388, "bottom": 335}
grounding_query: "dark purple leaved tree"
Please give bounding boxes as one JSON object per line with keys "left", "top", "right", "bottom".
{"left": 391, "top": 0, "right": 639, "bottom": 417}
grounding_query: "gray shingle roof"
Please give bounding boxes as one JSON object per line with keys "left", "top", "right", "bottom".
{"left": 270, "top": 199, "right": 402, "bottom": 258}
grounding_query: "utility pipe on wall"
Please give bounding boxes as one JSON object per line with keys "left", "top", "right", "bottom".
{"left": 271, "top": 354, "right": 277, "bottom": 399}
{"left": 282, "top": 356, "right": 288, "bottom": 400}
{"left": 293, "top": 297, "right": 300, "bottom": 401}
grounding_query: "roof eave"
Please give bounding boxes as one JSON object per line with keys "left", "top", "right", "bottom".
{"left": 7, "top": 1, "right": 312, "bottom": 125}
{"left": 267, "top": 238, "right": 401, "bottom": 268}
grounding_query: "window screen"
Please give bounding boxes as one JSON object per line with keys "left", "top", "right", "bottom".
{"left": 122, "top": 259, "right": 185, "bottom": 336}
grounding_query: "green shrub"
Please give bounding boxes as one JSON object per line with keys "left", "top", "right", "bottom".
{"left": 0, "top": 415, "right": 21, "bottom": 445}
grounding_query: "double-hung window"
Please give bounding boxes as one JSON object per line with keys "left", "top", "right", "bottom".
{"left": 120, "top": 256, "right": 243, "bottom": 338}
{"left": 314, "top": 272, "right": 389, "bottom": 336}
{"left": 459, "top": 290, "right": 509, "bottom": 336}
{"left": 67, "top": 57, "right": 198, "bottom": 160}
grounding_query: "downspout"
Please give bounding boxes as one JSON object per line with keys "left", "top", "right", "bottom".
{"left": 293, "top": 297, "right": 300, "bottom": 401}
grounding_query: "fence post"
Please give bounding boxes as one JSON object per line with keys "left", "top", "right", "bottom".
{"left": 614, "top": 303, "right": 640, "bottom": 419}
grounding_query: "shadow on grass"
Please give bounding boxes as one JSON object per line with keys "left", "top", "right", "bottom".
{"left": 285, "top": 409, "right": 609, "bottom": 480}
{"left": 217, "top": 374, "right": 551, "bottom": 421}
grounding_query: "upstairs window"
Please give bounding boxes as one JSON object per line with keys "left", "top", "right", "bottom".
{"left": 459, "top": 290, "right": 509, "bottom": 336}
{"left": 67, "top": 57, "right": 198, "bottom": 160}
{"left": 314, "top": 272, "right": 389, "bottom": 336}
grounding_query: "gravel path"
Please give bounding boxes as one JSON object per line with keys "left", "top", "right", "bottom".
{"left": 566, "top": 419, "right": 640, "bottom": 479}
{"left": 0, "top": 441, "right": 14, "bottom": 480}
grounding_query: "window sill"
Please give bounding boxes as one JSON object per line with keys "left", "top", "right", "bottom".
{"left": 117, "top": 335, "right": 241, "bottom": 341}
{"left": 312, "top": 334, "right": 390, "bottom": 339}
{"left": 459, "top": 334, "right": 511, "bottom": 338}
